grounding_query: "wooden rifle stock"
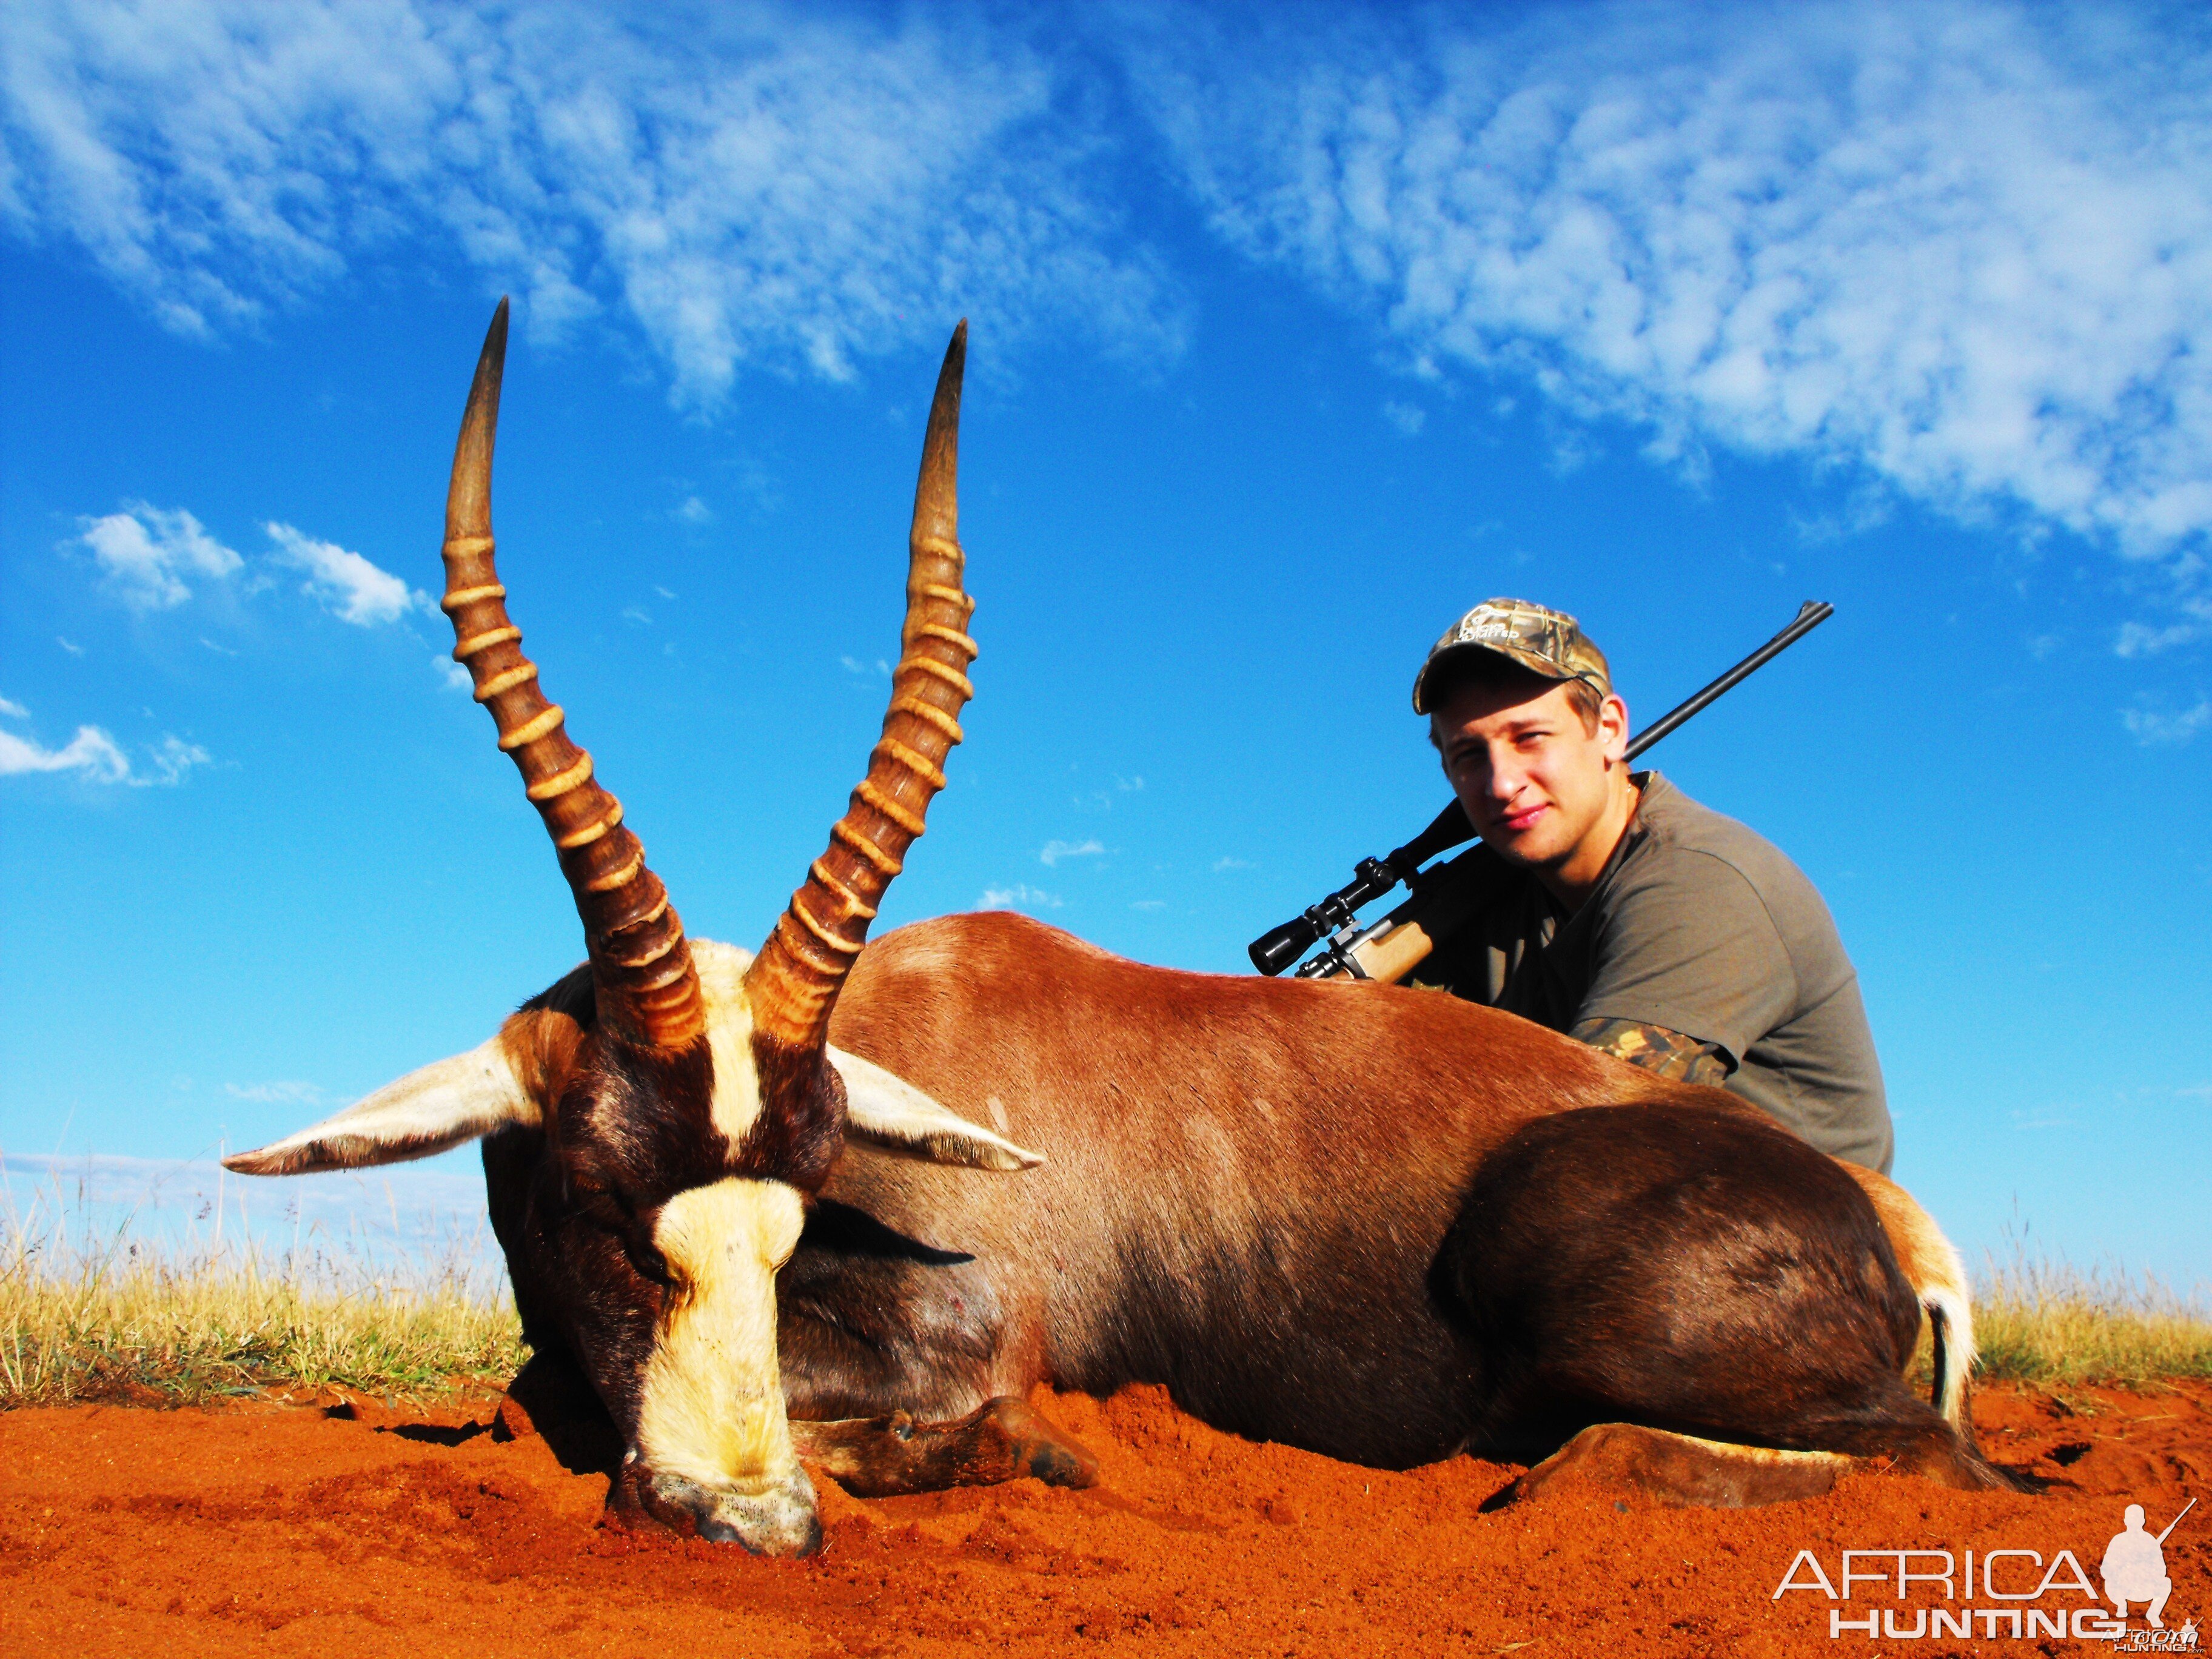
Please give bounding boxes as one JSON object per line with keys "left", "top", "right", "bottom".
{"left": 1319, "top": 846, "right": 1498, "bottom": 984}
{"left": 1326, "top": 917, "right": 1437, "bottom": 984}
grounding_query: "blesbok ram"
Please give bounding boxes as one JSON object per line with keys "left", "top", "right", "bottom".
{"left": 230, "top": 303, "right": 2020, "bottom": 1558}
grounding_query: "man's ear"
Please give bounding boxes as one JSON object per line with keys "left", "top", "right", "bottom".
{"left": 1600, "top": 691, "right": 1631, "bottom": 762}
{"left": 223, "top": 1016, "right": 558, "bottom": 1176}
{"left": 827, "top": 1047, "right": 1043, "bottom": 1173}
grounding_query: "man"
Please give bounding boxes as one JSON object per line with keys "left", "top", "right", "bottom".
{"left": 1409, "top": 598, "right": 1894, "bottom": 1173}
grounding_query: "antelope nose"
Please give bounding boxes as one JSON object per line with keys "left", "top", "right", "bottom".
{"left": 611, "top": 1460, "right": 823, "bottom": 1557}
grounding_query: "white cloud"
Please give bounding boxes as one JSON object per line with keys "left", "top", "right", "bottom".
{"left": 1040, "top": 837, "right": 1104, "bottom": 867}
{"left": 56, "top": 637, "right": 83, "bottom": 655}
{"left": 146, "top": 735, "right": 212, "bottom": 784}
{"left": 2123, "top": 699, "right": 2212, "bottom": 746}
{"left": 980, "top": 882, "right": 1062, "bottom": 910}
{"left": 224, "top": 1080, "right": 322, "bottom": 1105}
{"left": 2116, "top": 622, "right": 2200, "bottom": 657}
{"left": 0, "top": 1, "right": 1184, "bottom": 404}
{"left": 1382, "top": 400, "right": 1426, "bottom": 435}
{"left": 263, "top": 521, "right": 418, "bottom": 625}
{"left": 1131, "top": 1, "right": 2212, "bottom": 565}
{"left": 0, "top": 699, "right": 209, "bottom": 785}
{"left": 2116, "top": 601, "right": 2212, "bottom": 657}
{"left": 68, "top": 501, "right": 418, "bottom": 627}
{"left": 74, "top": 501, "right": 241, "bottom": 609}
{"left": 18, "top": 0, "right": 2212, "bottom": 595}
{"left": 675, "top": 496, "right": 712, "bottom": 526}
{"left": 1212, "top": 856, "right": 1255, "bottom": 872}
{"left": 0, "top": 721, "right": 130, "bottom": 781}
{"left": 433, "top": 653, "right": 471, "bottom": 692}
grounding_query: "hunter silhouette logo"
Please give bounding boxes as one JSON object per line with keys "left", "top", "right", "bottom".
{"left": 1772, "top": 1496, "right": 2197, "bottom": 1643}
{"left": 2105, "top": 1500, "right": 2190, "bottom": 1629}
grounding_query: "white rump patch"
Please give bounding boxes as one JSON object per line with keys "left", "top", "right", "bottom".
{"left": 222, "top": 1036, "right": 535, "bottom": 1176}
{"left": 829, "top": 1048, "right": 1043, "bottom": 1171}
{"left": 1843, "top": 1161, "right": 1978, "bottom": 1426}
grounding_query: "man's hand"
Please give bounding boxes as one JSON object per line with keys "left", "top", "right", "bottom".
{"left": 1570, "top": 1017, "right": 1729, "bottom": 1087}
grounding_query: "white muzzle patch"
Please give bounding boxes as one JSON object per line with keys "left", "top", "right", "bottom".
{"left": 635, "top": 1176, "right": 806, "bottom": 1495}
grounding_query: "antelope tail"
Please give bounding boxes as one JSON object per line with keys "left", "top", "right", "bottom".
{"left": 1841, "top": 1164, "right": 1977, "bottom": 1429}
{"left": 1924, "top": 1279, "right": 1977, "bottom": 1429}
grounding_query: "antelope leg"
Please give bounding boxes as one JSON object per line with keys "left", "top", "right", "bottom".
{"left": 791, "top": 1396, "right": 1100, "bottom": 1497}
{"left": 1482, "top": 1423, "right": 1854, "bottom": 1511}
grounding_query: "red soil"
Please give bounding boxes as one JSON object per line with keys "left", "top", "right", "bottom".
{"left": 3, "top": 1379, "right": 2207, "bottom": 1657}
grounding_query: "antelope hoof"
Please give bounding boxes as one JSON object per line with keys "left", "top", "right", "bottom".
{"left": 1482, "top": 1423, "right": 1854, "bottom": 1512}
{"left": 991, "top": 1396, "right": 1103, "bottom": 1489}
{"left": 792, "top": 1395, "right": 1101, "bottom": 1498}
{"left": 608, "top": 1459, "right": 823, "bottom": 1556}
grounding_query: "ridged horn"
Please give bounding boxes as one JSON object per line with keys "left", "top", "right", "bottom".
{"left": 440, "top": 298, "right": 704, "bottom": 1050}
{"left": 745, "top": 321, "right": 977, "bottom": 1050}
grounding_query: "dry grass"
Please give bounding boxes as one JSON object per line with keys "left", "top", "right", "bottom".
{"left": 1, "top": 1165, "right": 523, "bottom": 1409}
{"left": 5, "top": 1159, "right": 2207, "bottom": 1410}
{"left": 1971, "top": 1253, "right": 2212, "bottom": 1387}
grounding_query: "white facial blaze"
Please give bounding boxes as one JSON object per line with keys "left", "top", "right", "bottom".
{"left": 689, "top": 936, "right": 1035, "bottom": 1173}
{"left": 635, "top": 1178, "right": 806, "bottom": 1492}
{"left": 691, "top": 939, "right": 764, "bottom": 1147}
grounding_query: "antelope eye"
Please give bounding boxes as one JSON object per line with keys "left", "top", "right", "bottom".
{"left": 565, "top": 1166, "right": 635, "bottom": 1216}
{"left": 625, "top": 1234, "right": 675, "bottom": 1287}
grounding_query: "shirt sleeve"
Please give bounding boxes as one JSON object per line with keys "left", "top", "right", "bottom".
{"left": 1573, "top": 850, "right": 1798, "bottom": 1067}
{"left": 1568, "top": 1016, "right": 1731, "bottom": 1085}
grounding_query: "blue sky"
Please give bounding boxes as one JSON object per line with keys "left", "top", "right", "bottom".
{"left": 2, "top": 0, "right": 2208, "bottom": 1284}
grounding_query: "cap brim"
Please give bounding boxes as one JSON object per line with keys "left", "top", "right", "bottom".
{"left": 1412, "top": 642, "right": 1577, "bottom": 714}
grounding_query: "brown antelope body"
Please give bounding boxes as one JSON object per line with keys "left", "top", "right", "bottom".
{"left": 793, "top": 911, "right": 1991, "bottom": 1480}
{"left": 231, "top": 306, "right": 2017, "bottom": 1559}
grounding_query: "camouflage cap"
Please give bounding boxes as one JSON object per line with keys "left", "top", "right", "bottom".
{"left": 1411, "top": 597, "right": 1613, "bottom": 714}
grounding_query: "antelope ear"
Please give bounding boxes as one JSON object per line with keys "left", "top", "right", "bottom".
{"left": 223, "top": 1034, "right": 540, "bottom": 1176}
{"left": 828, "top": 1047, "right": 1043, "bottom": 1173}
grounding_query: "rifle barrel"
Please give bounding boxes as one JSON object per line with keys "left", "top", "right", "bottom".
{"left": 1624, "top": 600, "right": 1832, "bottom": 760}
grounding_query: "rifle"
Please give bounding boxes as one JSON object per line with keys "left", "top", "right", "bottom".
{"left": 1248, "top": 600, "right": 1835, "bottom": 982}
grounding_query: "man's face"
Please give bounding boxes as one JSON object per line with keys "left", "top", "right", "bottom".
{"left": 1431, "top": 671, "right": 1630, "bottom": 877}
